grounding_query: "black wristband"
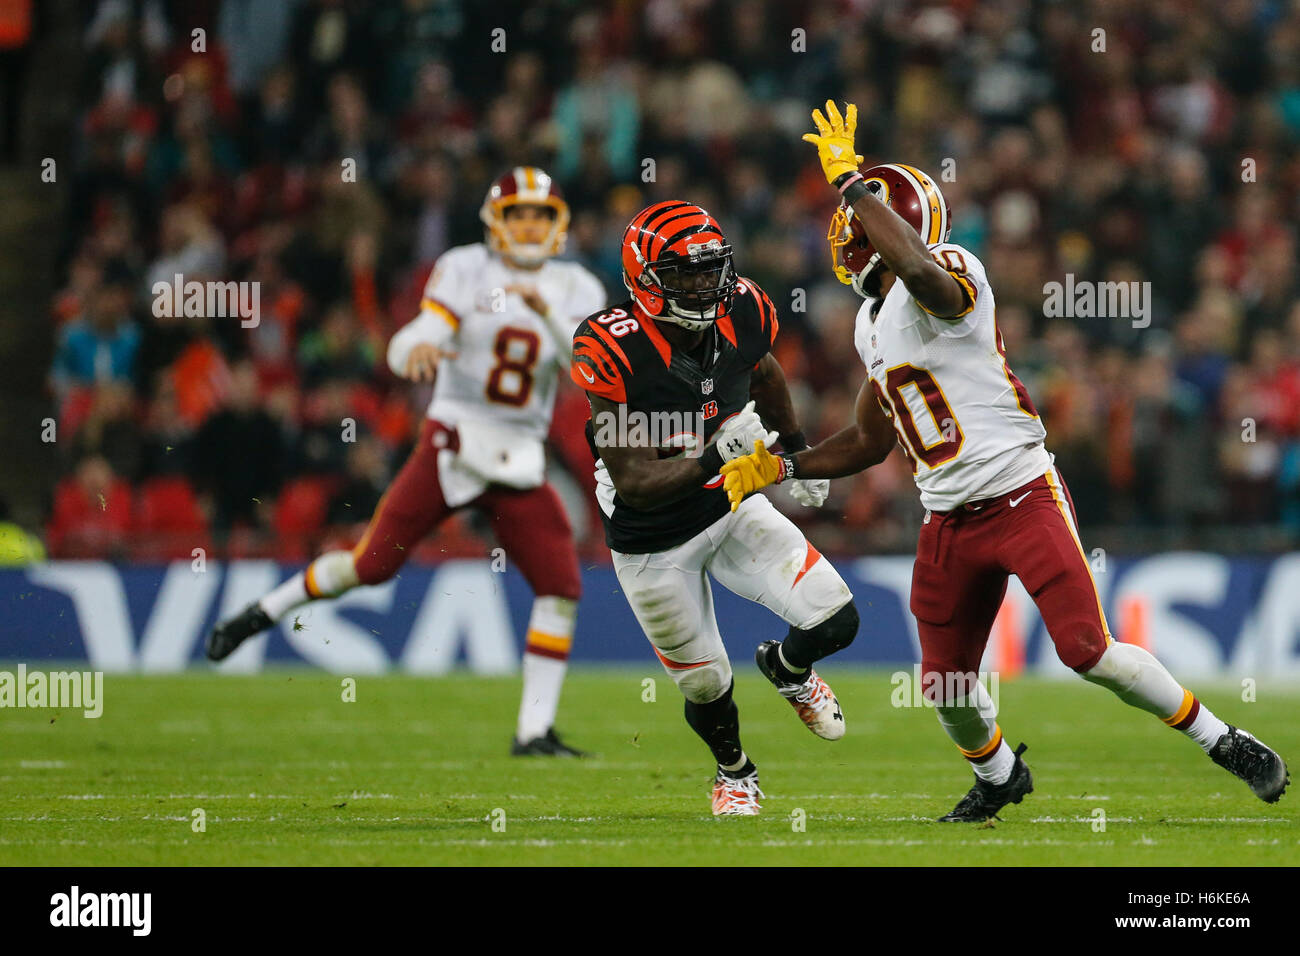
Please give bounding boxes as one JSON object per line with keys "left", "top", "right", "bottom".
{"left": 782, "top": 454, "right": 799, "bottom": 482}
{"left": 697, "top": 444, "right": 725, "bottom": 477}
{"left": 841, "top": 180, "right": 869, "bottom": 204}
{"left": 833, "top": 170, "right": 870, "bottom": 205}
{"left": 779, "top": 430, "right": 808, "bottom": 452}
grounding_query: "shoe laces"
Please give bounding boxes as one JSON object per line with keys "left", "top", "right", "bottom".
{"left": 786, "top": 672, "right": 833, "bottom": 714}
{"left": 715, "top": 771, "right": 764, "bottom": 809}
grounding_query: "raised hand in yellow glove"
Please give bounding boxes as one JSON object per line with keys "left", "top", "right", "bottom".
{"left": 801, "top": 100, "right": 863, "bottom": 186}
{"left": 720, "top": 440, "right": 788, "bottom": 512}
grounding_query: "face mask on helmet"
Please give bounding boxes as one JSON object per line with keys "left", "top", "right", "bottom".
{"left": 652, "top": 247, "right": 737, "bottom": 329}
{"left": 827, "top": 205, "right": 883, "bottom": 299}
{"left": 497, "top": 206, "right": 560, "bottom": 267}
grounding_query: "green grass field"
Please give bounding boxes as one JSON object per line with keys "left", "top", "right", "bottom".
{"left": 1, "top": 668, "right": 1295, "bottom": 865}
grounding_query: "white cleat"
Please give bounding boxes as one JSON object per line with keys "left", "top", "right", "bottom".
{"left": 756, "top": 640, "right": 845, "bottom": 740}
{"left": 711, "top": 769, "right": 764, "bottom": 816}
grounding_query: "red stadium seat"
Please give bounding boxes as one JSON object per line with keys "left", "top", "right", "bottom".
{"left": 274, "top": 477, "right": 333, "bottom": 539}
{"left": 58, "top": 386, "right": 97, "bottom": 438}
{"left": 46, "top": 476, "right": 133, "bottom": 558}
{"left": 134, "top": 477, "right": 207, "bottom": 533}
{"left": 131, "top": 477, "right": 210, "bottom": 561}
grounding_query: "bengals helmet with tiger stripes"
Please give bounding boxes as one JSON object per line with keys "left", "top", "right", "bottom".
{"left": 480, "top": 166, "right": 570, "bottom": 267}
{"left": 622, "top": 201, "right": 738, "bottom": 332}
{"left": 828, "top": 163, "right": 950, "bottom": 298}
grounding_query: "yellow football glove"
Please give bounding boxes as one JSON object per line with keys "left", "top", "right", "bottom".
{"left": 720, "top": 440, "right": 784, "bottom": 512}
{"left": 801, "top": 100, "right": 863, "bottom": 186}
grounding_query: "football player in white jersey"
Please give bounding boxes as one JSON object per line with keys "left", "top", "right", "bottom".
{"left": 207, "top": 167, "right": 608, "bottom": 757}
{"left": 721, "top": 102, "right": 1288, "bottom": 818}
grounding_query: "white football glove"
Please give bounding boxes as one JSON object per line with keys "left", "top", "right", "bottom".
{"left": 712, "top": 400, "right": 778, "bottom": 463}
{"left": 787, "top": 477, "right": 829, "bottom": 508}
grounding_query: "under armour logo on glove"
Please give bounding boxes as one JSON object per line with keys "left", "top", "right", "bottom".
{"left": 712, "top": 400, "right": 778, "bottom": 463}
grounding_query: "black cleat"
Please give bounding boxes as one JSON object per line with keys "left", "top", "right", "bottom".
{"left": 1209, "top": 726, "right": 1289, "bottom": 803}
{"left": 205, "top": 602, "right": 273, "bottom": 661}
{"left": 939, "top": 742, "right": 1033, "bottom": 822}
{"left": 511, "top": 728, "right": 590, "bottom": 758}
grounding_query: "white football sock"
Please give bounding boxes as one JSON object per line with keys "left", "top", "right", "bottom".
{"left": 934, "top": 681, "right": 1011, "bottom": 783}
{"left": 1176, "top": 696, "right": 1231, "bottom": 753}
{"left": 973, "top": 739, "right": 1015, "bottom": 785}
{"left": 516, "top": 596, "right": 577, "bottom": 742}
{"left": 260, "top": 573, "right": 309, "bottom": 621}
{"left": 259, "top": 550, "right": 359, "bottom": 621}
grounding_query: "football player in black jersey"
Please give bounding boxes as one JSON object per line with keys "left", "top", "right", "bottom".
{"left": 570, "top": 201, "right": 861, "bottom": 815}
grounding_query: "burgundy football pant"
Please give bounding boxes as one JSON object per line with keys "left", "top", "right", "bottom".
{"left": 351, "top": 418, "right": 582, "bottom": 600}
{"left": 910, "top": 467, "right": 1111, "bottom": 702}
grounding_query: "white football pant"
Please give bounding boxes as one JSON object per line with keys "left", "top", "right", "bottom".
{"left": 611, "top": 494, "right": 852, "bottom": 704}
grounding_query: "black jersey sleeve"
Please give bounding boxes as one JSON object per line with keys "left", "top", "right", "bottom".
{"left": 571, "top": 309, "right": 635, "bottom": 404}
{"left": 722, "top": 277, "right": 779, "bottom": 366}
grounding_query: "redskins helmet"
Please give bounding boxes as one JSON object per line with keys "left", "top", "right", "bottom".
{"left": 828, "top": 163, "right": 950, "bottom": 297}
{"left": 622, "top": 201, "right": 738, "bottom": 332}
{"left": 480, "top": 166, "right": 570, "bottom": 267}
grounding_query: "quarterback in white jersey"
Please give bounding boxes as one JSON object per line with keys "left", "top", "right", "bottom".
{"left": 722, "top": 102, "right": 1288, "bottom": 817}
{"left": 207, "top": 167, "right": 608, "bottom": 758}
{"left": 392, "top": 235, "right": 605, "bottom": 451}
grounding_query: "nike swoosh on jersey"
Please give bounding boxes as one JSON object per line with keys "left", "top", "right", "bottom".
{"left": 1009, "top": 491, "right": 1032, "bottom": 507}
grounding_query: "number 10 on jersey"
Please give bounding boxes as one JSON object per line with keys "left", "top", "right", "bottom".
{"left": 873, "top": 363, "right": 964, "bottom": 471}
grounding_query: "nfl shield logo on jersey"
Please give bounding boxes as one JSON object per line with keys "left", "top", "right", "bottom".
{"left": 701, "top": 378, "right": 714, "bottom": 395}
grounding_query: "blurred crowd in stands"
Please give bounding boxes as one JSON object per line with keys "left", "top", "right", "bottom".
{"left": 38, "top": 0, "right": 1300, "bottom": 562}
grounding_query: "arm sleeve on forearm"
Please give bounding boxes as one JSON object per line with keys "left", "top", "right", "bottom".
{"left": 386, "top": 309, "right": 456, "bottom": 377}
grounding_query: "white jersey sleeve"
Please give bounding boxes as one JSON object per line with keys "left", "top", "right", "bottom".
{"left": 564, "top": 267, "right": 608, "bottom": 332}
{"left": 386, "top": 247, "right": 477, "bottom": 377}
{"left": 540, "top": 264, "right": 607, "bottom": 371}
{"left": 916, "top": 241, "right": 987, "bottom": 338}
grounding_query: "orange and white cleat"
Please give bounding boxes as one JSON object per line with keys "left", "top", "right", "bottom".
{"left": 756, "top": 640, "right": 845, "bottom": 740}
{"left": 711, "top": 769, "right": 764, "bottom": 816}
